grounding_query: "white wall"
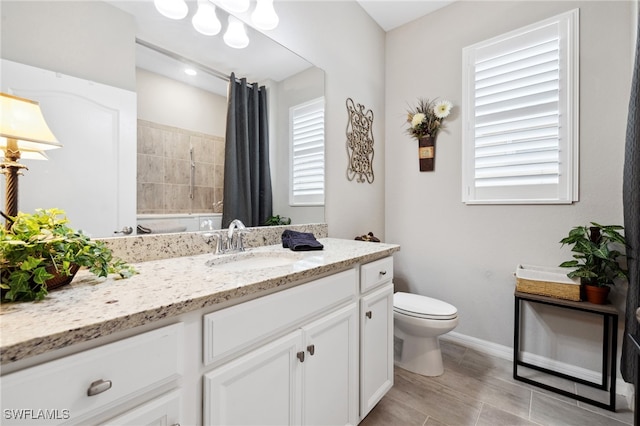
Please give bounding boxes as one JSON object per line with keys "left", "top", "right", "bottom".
{"left": 259, "top": 1, "right": 387, "bottom": 239}
{"left": 385, "top": 0, "right": 634, "bottom": 373}
{"left": 0, "top": 1, "right": 135, "bottom": 91}
{"left": 136, "top": 69, "right": 227, "bottom": 137}
{"left": 273, "top": 66, "right": 325, "bottom": 224}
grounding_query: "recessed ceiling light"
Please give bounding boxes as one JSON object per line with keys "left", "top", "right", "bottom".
{"left": 184, "top": 68, "right": 197, "bottom": 76}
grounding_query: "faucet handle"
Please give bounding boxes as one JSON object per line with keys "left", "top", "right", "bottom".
{"left": 236, "top": 229, "right": 250, "bottom": 252}
{"left": 203, "top": 231, "right": 225, "bottom": 254}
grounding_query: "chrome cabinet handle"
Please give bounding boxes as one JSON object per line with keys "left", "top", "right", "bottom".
{"left": 365, "top": 311, "right": 372, "bottom": 319}
{"left": 307, "top": 344, "right": 315, "bottom": 356}
{"left": 297, "top": 351, "right": 305, "bottom": 362}
{"left": 87, "top": 379, "right": 112, "bottom": 396}
{"left": 113, "top": 226, "right": 133, "bottom": 235}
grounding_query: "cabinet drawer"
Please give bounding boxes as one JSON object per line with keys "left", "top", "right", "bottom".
{"left": 361, "top": 257, "right": 393, "bottom": 293}
{"left": 204, "top": 268, "right": 357, "bottom": 366}
{"left": 1, "top": 323, "right": 183, "bottom": 425}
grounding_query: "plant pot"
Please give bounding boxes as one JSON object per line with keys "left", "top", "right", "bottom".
{"left": 44, "top": 263, "right": 80, "bottom": 290}
{"left": 583, "top": 284, "right": 610, "bottom": 305}
{"left": 418, "top": 136, "right": 436, "bottom": 172}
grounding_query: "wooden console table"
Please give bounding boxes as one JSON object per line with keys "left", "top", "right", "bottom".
{"left": 513, "top": 291, "right": 618, "bottom": 411}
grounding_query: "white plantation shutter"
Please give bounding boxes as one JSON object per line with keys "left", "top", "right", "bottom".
{"left": 290, "top": 97, "right": 325, "bottom": 205}
{"left": 462, "top": 9, "right": 579, "bottom": 204}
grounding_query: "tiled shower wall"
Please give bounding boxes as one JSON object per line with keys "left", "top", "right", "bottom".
{"left": 137, "top": 119, "right": 224, "bottom": 214}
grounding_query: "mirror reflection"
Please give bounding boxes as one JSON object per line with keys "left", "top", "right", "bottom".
{"left": 0, "top": 0, "right": 325, "bottom": 237}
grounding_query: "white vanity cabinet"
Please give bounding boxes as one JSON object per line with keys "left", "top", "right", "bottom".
{"left": 0, "top": 323, "right": 183, "bottom": 426}
{"left": 202, "top": 256, "right": 395, "bottom": 426}
{"left": 202, "top": 269, "right": 359, "bottom": 426}
{"left": 359, "top": 257, "right": 394, "bottom": 419}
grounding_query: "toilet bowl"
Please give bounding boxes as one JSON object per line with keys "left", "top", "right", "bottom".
{"left": 393, "top": 292, "right": 458, "bottom": 377}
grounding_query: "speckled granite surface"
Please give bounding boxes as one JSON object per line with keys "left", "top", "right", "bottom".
{"left": 101, "top": 223, "right": 328, "bottom": 263}
{"left": 0, "top": 237, "right": 399, "bottom": 365}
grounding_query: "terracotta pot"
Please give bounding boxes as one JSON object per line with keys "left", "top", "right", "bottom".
{"left": 583, "top": 284, "right": 610, "bottom": 305}
{"left": 418, "top": 136, "right": 436, "bottom": 172}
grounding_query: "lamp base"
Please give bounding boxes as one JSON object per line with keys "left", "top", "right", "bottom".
{"left": 1, "top": 138, "right": 27, "bottom": 227}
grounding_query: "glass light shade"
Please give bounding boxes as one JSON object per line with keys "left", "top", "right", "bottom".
{"left": 0, "top": 93, "right": 62, "bottom": 152}
{"left": 192, "top": 0, "right": 221, "bottom": 36}
{"left": 220, "top": 0, "right": 250, "bottom": 13}
{"left": 223, "top": 16, "right": 249, "bottom": 49}
{"left": 153, "top": 0, "right": 188, "bottom": 20}
{"left": 252, "top": 0, "right": 279, "bottom": 30}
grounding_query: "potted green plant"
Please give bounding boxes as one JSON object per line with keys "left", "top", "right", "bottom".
{"left": 263, "top": 215, "right": 291, "bottom": 226}
{"left": 559, "top": 222, "right": 628, "bottom": 304}
{"left": 0, "top": 208, "right": 136, "bottom": 302}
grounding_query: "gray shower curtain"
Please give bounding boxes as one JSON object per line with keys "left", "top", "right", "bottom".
{"left": 621, "top": 13, "right": 640, "bottom": 384}
{"left": 222, "top": 73, "right": 273, "bottom": 228}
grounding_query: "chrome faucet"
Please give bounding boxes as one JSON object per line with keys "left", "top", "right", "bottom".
{"left": 226, "top": 219, "right": 247, "bottom": 253}
{"left": 201, "top": 219, "right": 248, "bottom": 255}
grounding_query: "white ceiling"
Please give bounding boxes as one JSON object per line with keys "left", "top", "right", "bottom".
{"left": 357, "top": 0, "right": 456, "bottom": 31}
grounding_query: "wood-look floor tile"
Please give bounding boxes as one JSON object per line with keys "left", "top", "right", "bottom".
{"left": 476, "top": 403, "right": 540, "bottom": 426}
{"left": 575, "top": 383, "right": 633, "bottom": 425}
{"left": 530, "top": 392, "right": 630, "bottom": 426}
{"left": 425, "top": 416, "right": 448, "bottom": 425}
{"left": 389, "top": 368, "right": 483, "bottom": 425}
{"left": 359, "top": 394, "right": 428, "bottom": 426}
{"left": 430, "top": 363, "right": 533, "bottom": 418}
{"left": 514, "top": 366, "right": 580, "bottom": 405}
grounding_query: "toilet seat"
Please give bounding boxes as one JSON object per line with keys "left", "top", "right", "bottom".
{"left": 394, "top": 292, "right": 457, "bottom": 320}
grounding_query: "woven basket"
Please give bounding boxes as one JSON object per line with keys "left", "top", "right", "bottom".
{"left": 44, "top": 263, "right": 80, "bottom": 290}
{"left": 515, "top": 265, "right": 581, "bottom": 301}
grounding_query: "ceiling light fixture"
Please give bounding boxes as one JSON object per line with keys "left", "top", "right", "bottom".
{"left": 184, "top": 68, "right": 197, "bottom": 76}
{"left": 251, "top": 0, "right": 279, "bottom": 30}
{"left": 220, "top": 0, "right": 250, "bottom": 14}
{"left": 192, "top": 0, "right": 222, "bottom": 36}
{"left": 223, "top": 16, "right": 249, "bottom": 49}
{"left": 153, "top": 0, "right": 188, "bottom": 20}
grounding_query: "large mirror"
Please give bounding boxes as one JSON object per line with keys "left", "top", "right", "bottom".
{"left": 0, "top": 0, "right": 325, "bottom": 237}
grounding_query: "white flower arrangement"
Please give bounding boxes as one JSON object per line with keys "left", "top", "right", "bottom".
{"left": 406, "top": 98, "right": 453, "bottom": 139}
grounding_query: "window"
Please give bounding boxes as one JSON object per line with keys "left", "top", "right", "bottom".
{"left": 462, "top": 9, "right": 579, "bottom": 204}
{"left": 290, "top": 97, "right": 325, "bottom": 206}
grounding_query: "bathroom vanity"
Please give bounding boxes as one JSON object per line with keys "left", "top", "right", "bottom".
{"left": 0, "top": 237, "right": 399, "bottom": 425}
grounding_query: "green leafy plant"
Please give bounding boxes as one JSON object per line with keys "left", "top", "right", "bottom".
{"left": 0, "top": 208, "right": 136, "bottom": 302}
{"left": 559, "top": 222, "right": 628, "bottom": 287}
{"left": 264, "top": 215, "right": 291, "bottom": 226}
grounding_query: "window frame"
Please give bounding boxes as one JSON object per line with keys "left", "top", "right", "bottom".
{"left": 461, "top": 9, "right": 579, "bottom": 205}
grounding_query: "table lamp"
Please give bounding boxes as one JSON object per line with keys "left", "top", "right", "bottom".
{"left": 0, "top": 93, "right": 62, "bottom": 227}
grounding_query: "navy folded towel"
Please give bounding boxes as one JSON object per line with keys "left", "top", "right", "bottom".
{"left": 281, "top": 230, "right": 324, "bottom": 251}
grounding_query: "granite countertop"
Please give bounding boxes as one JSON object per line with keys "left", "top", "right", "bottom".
{"left": 0, "top": 238, "right": 400, "bottom": 365}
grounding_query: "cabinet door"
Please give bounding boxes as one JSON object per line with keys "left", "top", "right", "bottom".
{"left": 360, "top": 283, "right": 394, "bottom": 419}
{"left": 301, "top": 303, "right": 358, "bottom": 426}
{"left": 203, "top": 331, "right": 302, "bottom": 426}
{"left": 100, "top": 390, "right": 181, "bottom": 426}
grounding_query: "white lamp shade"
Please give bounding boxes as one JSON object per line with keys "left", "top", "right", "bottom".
{"left": 220, "top": 0, "right": 250, "bottom": 13}
{"left": 192, "top": 0, "right": 221, "bottom": 36}
{"left": 154, "top": 0, "right": 188, "bottom": 20}
{"left": 0, "top": 93, "right": 61, "bottom": 151}
{"left": 224, "top": 16, "right": 249, "bottom": 49}
{"left": 252, "top": 0, "right": 279, "bottom": 30}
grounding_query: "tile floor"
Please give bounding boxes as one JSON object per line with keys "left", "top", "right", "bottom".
{"left": 360, "top": 340, "right": 634, "bottom": 426}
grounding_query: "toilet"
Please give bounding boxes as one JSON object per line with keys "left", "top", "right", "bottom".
{"left": 393, "top": 292, "right": 458, "bottom": 377}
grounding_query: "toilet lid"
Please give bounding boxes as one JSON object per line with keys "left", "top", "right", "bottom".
{"left": 393, "top": 292, "right": 457, "bottom": 320}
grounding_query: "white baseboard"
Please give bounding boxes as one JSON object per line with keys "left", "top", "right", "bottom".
{"left": 440, "top": 331, "right": 635, "bottom": 406}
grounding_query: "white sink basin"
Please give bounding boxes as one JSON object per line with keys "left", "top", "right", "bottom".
{"left": 205, "top": 251, "right": 304, "bottom": 271}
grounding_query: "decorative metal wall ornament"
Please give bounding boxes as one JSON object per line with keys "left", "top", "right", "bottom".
{"left": 345, "top": 98, "right": 374, "bottom": 183}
